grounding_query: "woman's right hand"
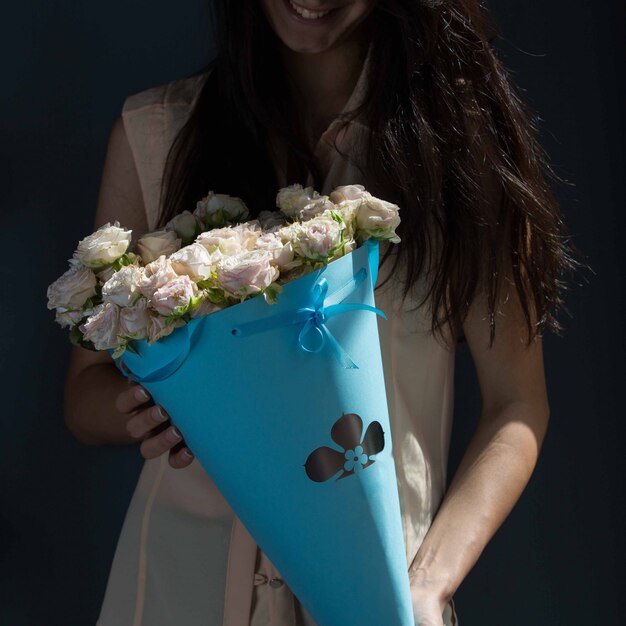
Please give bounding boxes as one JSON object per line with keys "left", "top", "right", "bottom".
{"left": 115, "top": 383, "right": 195, "bottom": 469}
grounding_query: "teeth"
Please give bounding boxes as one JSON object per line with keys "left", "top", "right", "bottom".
{"left": 289, "top": 0, "right": 331, "bottom": 19}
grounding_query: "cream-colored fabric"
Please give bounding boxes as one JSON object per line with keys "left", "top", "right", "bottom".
{"left": 98, "top": 49, "right": 460, "bottom": 626}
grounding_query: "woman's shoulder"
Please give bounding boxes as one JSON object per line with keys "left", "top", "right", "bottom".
{"left": 118, "top": 69, "right": 212, "bottom": 231}
{"left": 121, "top": 69, "right": 211, "bottom": 117}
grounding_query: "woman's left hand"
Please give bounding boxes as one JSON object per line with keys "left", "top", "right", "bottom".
{"left": 410, "top": 582, "right": 447, "bottom": 626}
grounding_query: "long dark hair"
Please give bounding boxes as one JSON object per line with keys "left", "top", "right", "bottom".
{"left": 157, "top": 0, "right": 586, "bottom": 349}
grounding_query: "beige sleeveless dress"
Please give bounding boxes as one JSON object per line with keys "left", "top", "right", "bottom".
{"left": 97, "top": 50, "right": 460, "bottom": 626}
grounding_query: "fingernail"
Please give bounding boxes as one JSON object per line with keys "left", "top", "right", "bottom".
{"left": 166, "top": 427, "right": 182, "bottom": 443}
{"left": 134, "top": 387, "right": 150, "bottom": 402}
{"left": 152, "top": 406, "right": 167, "bottom": 423}
{"left": 181, "top": 448, "right": 194, "bottom": 461}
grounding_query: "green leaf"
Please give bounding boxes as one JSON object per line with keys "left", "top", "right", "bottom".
{"left": 82, "top": 292, "right": 103, "bottom": 310}
{"left": 204, "top": 287, "right": 227, "bottom": 305}
{"left": 196, "top": 279, "right": 213, "bottom": 290}
{"left": 111, "top": 342, "right": 128, "bottom": 359}
{"left": 111, "top": 254, "right": 129, "bottom": 272}
{"left": 263, "top": 283, "right": 283, "bottom": 305}
{"left": 330, "top": 210, "right": 345, "bottom": 226}
{"left": 187, "top": 295, "right": 205, "bottom": 314}
{"left": 69, "top": 325, "right": 97, "bottom": 351}
{"left": 124, "top": 341, "right": 139, "bottom": 355}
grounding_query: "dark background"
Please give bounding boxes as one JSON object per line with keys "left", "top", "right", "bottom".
{"left": 1, "top": 1, "right": 624, "bottom": 624}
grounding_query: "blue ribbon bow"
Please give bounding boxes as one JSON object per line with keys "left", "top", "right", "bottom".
{"left": 232, "top": 267, "right": 386, "bottom": 369}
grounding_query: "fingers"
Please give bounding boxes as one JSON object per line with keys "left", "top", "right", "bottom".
{"left": 168, "top": 443, "right": 195, "bottom": 469}
{"left": 120, "top": 389, "right": 195, "bottom": 469}
{"left": 126, "top": 404, "right": 170, "bottom": 439}
{"left": 139, "top": 423, "right": 185, "bottom": 460}
{"left": 116, "top": 383, "right": 152, "bottom": 414}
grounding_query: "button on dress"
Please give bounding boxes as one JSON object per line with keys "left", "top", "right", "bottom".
{"left": 97, "top": 46, "right": 460, "bottom": 626}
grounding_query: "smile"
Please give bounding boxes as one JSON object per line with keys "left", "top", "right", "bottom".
{"left": 287, "top": 0, "right": 336, "bottom": 21}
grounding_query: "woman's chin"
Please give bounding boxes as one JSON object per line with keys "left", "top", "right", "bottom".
{"left": 277, "top": 33, "right": 337, "bottom": 55}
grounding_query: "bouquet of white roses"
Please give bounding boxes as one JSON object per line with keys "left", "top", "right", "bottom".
{"left": 48, "top": 183, "right": 415, "bottom": 626}
{"left": 47, "top": 183, "right": 401, "bottom": 359}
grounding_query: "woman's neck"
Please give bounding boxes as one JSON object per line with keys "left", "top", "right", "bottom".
{"left": 278, "top": 36, "right": 368, "bottom": 149}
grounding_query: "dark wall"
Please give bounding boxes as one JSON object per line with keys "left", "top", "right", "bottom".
{"left": 448, "top": 2, "right": 625, "bottom": 625}
{"left": 0, "top": 2, "right": 213, "bottom": 624}
{"left": 1, "top": 1, "right": 623, "bottom": 625}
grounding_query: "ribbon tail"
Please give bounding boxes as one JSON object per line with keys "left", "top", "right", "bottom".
{"left": 324, "top": 302, "right": 387, "bottom": 321}
{"left": 320, "top": 324, "right": 359, "bottom": 370}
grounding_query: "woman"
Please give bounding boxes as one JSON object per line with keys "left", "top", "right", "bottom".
{"left": 64, "top": 1, "right": 581, "bottom": 625}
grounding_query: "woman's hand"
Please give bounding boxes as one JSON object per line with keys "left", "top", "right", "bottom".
{"left": 410, "top": 580, "right": 447, "bottom": 626}
{"left": 115, "top": 382, "right": 195, "bottom": 469}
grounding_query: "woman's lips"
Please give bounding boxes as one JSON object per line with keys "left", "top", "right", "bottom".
{"left": 283, "top": 0, "right": 340, "bottom": 24}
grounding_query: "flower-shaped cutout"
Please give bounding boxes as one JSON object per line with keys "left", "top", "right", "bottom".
{"left": 304, "top": 413, "right": 385, "bottom": 482}
{"left": 344, "top": 445, "right": 369, "bottom": 472}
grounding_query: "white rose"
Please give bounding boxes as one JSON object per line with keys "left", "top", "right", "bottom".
{"left": 80, "top": 302, "right": 121, "bottom": 351}
{"left": 331, "top": 200, "right": 360, "bottom": 239}
{"left": 232, "top": 221, "right": 261, "bottom": 250}
{"left": 296, "top": 196, "right": 335, "bottom": 222}
{"left": 196, "top": 227, "right": 240, "bottom": 256}
{"left": 275, "top": 222, "right": 299, "bottom": 244}
{"left": 255, "top": 233, "right": 297, "bottom": 271}
{"left": 329, "top": 184, "right": 368, "bottom": 204}
{"left": 166, "top": 211, "right": 201, "bottom": 244}
{"left": 118, "top": 298, "right": 150, "bottom": 340}
{"left": 137, "top": 229, "right": 181, "bottom": 264}
{"left": 47, "top": 264, "right": 97, "bottom": 310}
{"left": 73, "top": 221, "right": 132, "bottom": 269}
{"left": 291, "top": 215, "right": 345, "bottom": 262}
{"left": 216, "top": 250, "right": 279, "bottom": 299}
{"left": 138, "top": 256, "right": 179, "bottom": 299}
{"left": 196, "top": 223, "right": 259, "bottom": 256}
{"left": 276, "top": 184, "right": 319, "bottom": 218}
{"left": 150, "top": 275, "right": 198, "bottom": 316}
{"left": 194, "top": 192, "right": 250, "bottom": 227}
{"left": 169, "top": 243, "right": 215, "bottom": 282}
{"left": 54, "top": 308, "right": 85, "bottom": 328}
{"left": 148, "top": 315, "right": 185, "bottom": 344}
{"left": 102, "top": 265, "right": 144, "bottom": 307}
{"left": 356, "top": 196, "right": 401, "bottom": 242}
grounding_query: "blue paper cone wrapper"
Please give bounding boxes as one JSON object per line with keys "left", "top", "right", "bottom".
{"left": 111, "top": 240, "right": 414, "bottom": 626}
